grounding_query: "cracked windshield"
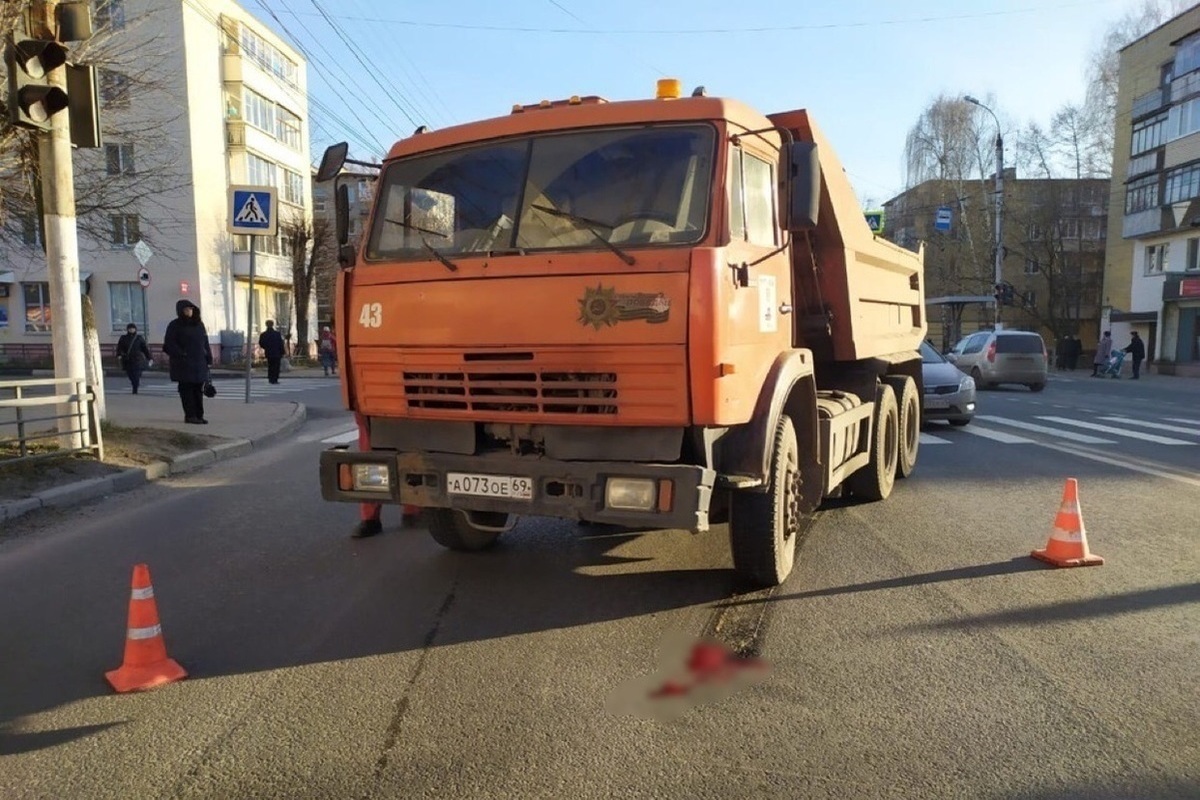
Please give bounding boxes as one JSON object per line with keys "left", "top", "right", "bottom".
{"left": 365, "top": 125, "right": 714, "bottom": 260}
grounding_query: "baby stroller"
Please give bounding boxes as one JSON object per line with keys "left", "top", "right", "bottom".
{"left": 1102, "top": 349, "right": 1126, "bottom": 378}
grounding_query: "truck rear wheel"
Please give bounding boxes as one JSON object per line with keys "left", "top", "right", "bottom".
{"left": 884, "top": 376, "right": 919, "bottom": 479}
{"left": 427, "top": 509, "right": 504, "bottom": 551}
{"left": 729, "top": 414, "right": 801, "bottom": 588}
{"left": 846, "top": 383, "right": 898, "bottom": 502}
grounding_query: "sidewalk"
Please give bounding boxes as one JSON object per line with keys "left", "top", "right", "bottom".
{"left": 0, "top": 389, "right": 306, "bottom": 524}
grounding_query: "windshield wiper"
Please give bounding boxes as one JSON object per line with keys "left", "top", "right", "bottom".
{"left": 385, "top": 217, "right": 449, "bottom": 239}
{"left": 421, "top": 237, "right": 458, "bottom": 272}
{"left": 530, "top": 204, "right": 635, "bottom": 266}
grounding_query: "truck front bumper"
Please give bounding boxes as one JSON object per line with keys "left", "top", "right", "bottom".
{"left": 319, "top": 448, "right": 716, "bottom": 533}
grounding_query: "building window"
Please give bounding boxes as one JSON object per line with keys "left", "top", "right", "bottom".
{"left": 23, "top": 283, "right": 51, "bottom": 332}
{"left": 1187, "top": 238, "right": 1200, "bottom": 272}
{"left": 282, "top": 167, "right": 303, "bottom": 206}
{"left": 105, "top": 143, "right": 135, "bottom": 175}
{"left": 313, "top": 199, "right": 326, "bottom": 213}
{"left": 1058, "top": 219, "right": 1082, "bottom": 239}
{"left": 1125, "top": 175, "right": 1160, "bottom": 214}
{"left": 110, "top": 214, "right": 139, "bottom": 247}
{"left": 1131, "top": 112, "right": 1168, "bottom": 155}
{"left": 356, "top": 180, "right": 373, "bottom": 203}
{"left": 246, "top": 152, "right": 276, "bottom": 189}
{"left": 93, "top": 0, "right": 126, "bottom": 30}
{"left": 20, "top": 213, "right": 41, "bottom": 246}
{"left": 109, "top": 282, "right": 147, "bottom": 332}
{"left": 1169, "top": 97, "right": 1200, "bottom": 141}
{"left": 277, "top": 106, "right": 301, "bottom": 150}
{"left": 1024, "top": 259, "right": 1040, "bottom": 275}
{"left": 1166, "top": 162, "right": 1200, "bottom": 204}
{"left": 1027, "top": 223, "right": 1043, "bottom": 240}
{"left": 1082, "top": 219, "right": 1104, "bottom": 239}
{"left": 239, "top": 23, "right": 298, "bottom": 88}
{"left": 99, "top": 70, "right": 130, "bottom": 109}
{"left": 1145, "top": 243, "right": 1169, "bottom": 275}
{"left": 243, "top": 89, "right": 276, "bottom": 134}
{"left": 1176, "top": 32, "right": 1200, "bottom": 77}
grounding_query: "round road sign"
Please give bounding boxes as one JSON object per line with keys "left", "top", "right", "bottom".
{"left": 137, "top": 268, "right": 151, "bottom": 288}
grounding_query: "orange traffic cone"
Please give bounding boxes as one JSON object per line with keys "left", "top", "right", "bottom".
{"left": 1032, "top": 478, "right": 1104, "bottom": 568}
{"left": 105, "top": 564, "right": 188, "bottom": 693}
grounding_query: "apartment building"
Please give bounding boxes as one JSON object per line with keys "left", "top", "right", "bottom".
{"left": 311, "top": 169, "right": 374, "bottom": 327}
{"left": 0, "top": 0, "right": 313, "bottom": 361}
{"left": 885, "top": 174, "right": 1108, "bottom": 353}
{"left": 1106, "top": 4, "right": 1200, "bottom": 375}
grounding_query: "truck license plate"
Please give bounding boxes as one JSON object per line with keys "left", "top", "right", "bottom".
{"left": 446, "top": 472, "right": 534, "bottom": 500}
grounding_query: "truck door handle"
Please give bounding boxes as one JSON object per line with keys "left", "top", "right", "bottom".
{"left": 779, "top": 304, "right": 793, "bottom": 315}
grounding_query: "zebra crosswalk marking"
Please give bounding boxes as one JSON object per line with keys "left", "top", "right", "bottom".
{"left": 975, "top": 416, "right": 1114, "bottom": 445}
{"left": 919, "top": 432, "right": 951, "bottom": 445}
{"left": 1098, "top": 416, "right": 1200, "bottom": 436}
{"left": 1036, "top": 416, "right": 1194, "bottom": 446}
{"left": 958, "top": 426, "right": 1033, "bottom": 444}
{"left": 321, "top": 430, "right": 358, "bottom": 445}
{"left": 1163, "top": 417, "right": 1200, "bottom": 429}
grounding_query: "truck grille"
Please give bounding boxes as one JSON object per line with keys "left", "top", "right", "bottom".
{"left": 404, "top": 370, "right": 619, "bottom": 415}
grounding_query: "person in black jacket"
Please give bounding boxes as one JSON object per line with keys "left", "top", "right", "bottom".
{"left": 257, "top": 319, "right": 286, "bottom": 384}
{"left": 1123, "top": 330, "right": 1146, "bottom": 379}
{"left": 115, "top": 323, "right": 152, "bottom": 394}
{"left": 162, "top": 299, "right": 213, "bottom": 424}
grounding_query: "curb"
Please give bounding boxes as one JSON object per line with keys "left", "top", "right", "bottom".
{"left": 0, "top": 402, "right": 307, "bottom": 525}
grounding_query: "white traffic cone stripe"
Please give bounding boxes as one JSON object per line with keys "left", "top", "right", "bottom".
{"left": 128, "top": 624, "right": 163, "bottom": 640}
{"left": 131, "top": 586, "right": 155, "bottom": 600}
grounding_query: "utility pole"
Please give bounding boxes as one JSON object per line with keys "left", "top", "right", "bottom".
{"left": 32, "top": 0, "right": 88, "bottom": 447}
{"left": 965, "top": 95, "right": 1005, "bottom": 329}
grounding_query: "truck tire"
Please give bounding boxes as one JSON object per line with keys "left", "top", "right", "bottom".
{"left": 846, "top": 383, "right": 898, "bottom": 502}
{"left": 729, "top": 414, "right": 801, "bottom": 588}
{"left": 883, "top": 375, "right": 919, "bottom": 479}
{"left": 427, "top": 509, "right": 503, "bottom": 551}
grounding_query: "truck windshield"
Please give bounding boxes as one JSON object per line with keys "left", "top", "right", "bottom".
{"left": 364, "top": 125, "right": 715, "bottom": 261}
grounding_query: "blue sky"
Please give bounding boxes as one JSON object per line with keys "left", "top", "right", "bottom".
{"left": 244, "top": 0, "right": 1147, "bottom": 204}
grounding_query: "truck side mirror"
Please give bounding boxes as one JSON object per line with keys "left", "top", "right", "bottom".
{"left": 335, "top": 182, "right": 350, "bottom": 246}
{"left": 316, "top": 142, "right": 348, "bottom": 183}
{"left": 787, "top": 142, "right": 821, "bottom": 231}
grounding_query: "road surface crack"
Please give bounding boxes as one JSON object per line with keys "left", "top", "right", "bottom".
{"left": 368, "top": 581, "right": 457, "bottom": 789}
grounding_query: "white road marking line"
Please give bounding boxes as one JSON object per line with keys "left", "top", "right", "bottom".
{"left": 1034, "top": 442, "right": 1200, "bottom": 488}
{"left": 975, "top": 415, "right": 1115, "bottom": 445}
{"left": 919, "top": 432, "right": 951, "bottom": 445}
{"left": 1036, "top": 415, "right": 1194, "bottom": 446}
{"left": 1164, "top": 417, "right": 1200, "bottom": 428}
{"left": 1098, "top": 416, "right": 1200, "bottom": 436}
{"left": 958, "top": 426, "right": 1034, "bottom": 444}
{"left": 321, "top": 430, "right": 359, "bottom": 445}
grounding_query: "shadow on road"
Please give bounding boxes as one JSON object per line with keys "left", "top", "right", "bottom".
{"left": 0, "top": 721, "right": 126, "bottom": 757}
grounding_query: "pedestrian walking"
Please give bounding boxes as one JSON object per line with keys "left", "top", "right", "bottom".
{"left": 1068, "top": 335, "right": 1083, "bottom": 371}
{"left": 1091, "top": 331, "right": 1112, "bottom": 377}
{"left": 115, "top": 323, "right": 152, "bottom": 394}
{"left": 1123, "top": 331, "right": 1146, "bottom": 379}
{"left": 318, "top": 326, "right": 338, "bottom": 376}
{"left": 162, "top": 299, "right": 213, "bottom": 424}
{"left": 258, "top": 319, "right": 286, "bottom": 384}
{"left": 1056, "top": 336, "right": 1070, "bottom": 371}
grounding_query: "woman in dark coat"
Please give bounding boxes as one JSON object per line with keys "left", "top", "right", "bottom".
{"left": 115, "top": 322, "right": 152, "bottom": 394}
{"left": 162, "top": 299, "right": 213, "bottom": 424}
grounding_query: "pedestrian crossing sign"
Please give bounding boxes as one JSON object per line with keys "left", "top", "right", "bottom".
{"left": 228, "top": 185, "right": 277, "bottom": 236}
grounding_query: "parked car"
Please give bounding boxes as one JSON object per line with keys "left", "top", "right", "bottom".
{"left": 920, "top": 340, "right": 975, "bottom": 426}
{"left": 946, "top": 330, "right": 1048, "bottom": 392}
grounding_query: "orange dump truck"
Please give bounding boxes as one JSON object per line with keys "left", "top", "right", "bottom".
{"left": 318, "top": 79, "right": 925, "bottom": 586}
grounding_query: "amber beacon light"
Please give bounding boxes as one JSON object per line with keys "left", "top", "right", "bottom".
{"left": 656, "top": 78, "right": 682, "bottom": 99}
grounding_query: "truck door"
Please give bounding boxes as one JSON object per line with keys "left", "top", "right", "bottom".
{"left": 725, "top": 141, "right": 794, "bottom": 385}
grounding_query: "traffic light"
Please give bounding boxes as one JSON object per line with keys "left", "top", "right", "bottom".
{"left": 5, "top": 18, "right": 70, "bottom": 130}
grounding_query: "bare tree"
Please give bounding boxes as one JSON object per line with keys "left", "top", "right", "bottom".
{"left": 284, "top": 216, "right": 334, "bottom": 360}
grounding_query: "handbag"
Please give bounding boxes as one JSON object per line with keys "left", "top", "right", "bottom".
{"left": 203, "top": 371, "right": 217, "bottom": 398}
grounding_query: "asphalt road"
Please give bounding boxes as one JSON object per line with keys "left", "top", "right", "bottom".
{"left": 1, "top": 374, "right": 1196, "bottom": 799}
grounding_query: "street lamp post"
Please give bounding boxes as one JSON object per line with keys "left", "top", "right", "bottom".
{"left": 965, "top": 95, "right": 1004, "bottom": 328}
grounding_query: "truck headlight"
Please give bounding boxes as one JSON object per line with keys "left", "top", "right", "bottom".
{"left": 352, "top": 463, "right": 391, "bottom": 492}
{"left": 605, "top": 477, "right": 657, "bottom": 511}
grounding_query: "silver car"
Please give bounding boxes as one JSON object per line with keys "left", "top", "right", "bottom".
{"left": 920, "top": 341, "right": 976, "bottom": 425}
{"left": 947, "top": 330, "right": 1048, "bottom": 392}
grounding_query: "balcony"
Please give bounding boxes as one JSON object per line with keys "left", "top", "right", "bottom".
{"left": 1171, "top": 69, "right": 1200, "bottom": 104}
{"left": 1127, "top": 150, "right": 1162, "bottom": 180}
{"left": 1122, "top": 208, "right": 1166, "bottom": 238}
{"left": 226, "top": 119, "right": 246, "bottom": 149}
{"left": 222, "top": 52, "right": 242, "bottom": 83}
{"left": 1132, "top": 87, "right": 1168, "bottom": 119}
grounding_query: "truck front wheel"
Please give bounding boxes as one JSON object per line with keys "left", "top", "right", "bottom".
{"left": 427, "top": 509, "right": 505, "bottom": 551}
{"left": 846, "top": 383, "right": 899, "bottom": 502}
{"left": 729, "top": 414, "right": 801, "bottom": 588}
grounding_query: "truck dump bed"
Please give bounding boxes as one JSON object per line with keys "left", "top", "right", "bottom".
{"left": 769, "top": 110, "right": 926, "bottom": 363}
